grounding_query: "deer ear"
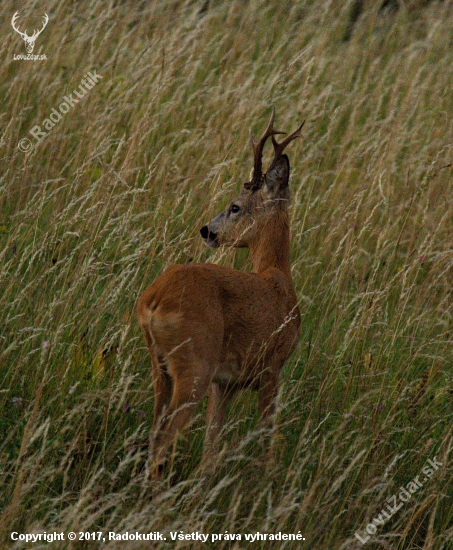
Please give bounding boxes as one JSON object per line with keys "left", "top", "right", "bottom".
{"left": 264, "top": 155, "right": 290, "bottom": 195}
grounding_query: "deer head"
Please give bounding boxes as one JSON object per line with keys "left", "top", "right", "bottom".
{"left": 200, "top": 109, "right": 304, "bottom": 248}
{"left": 11, "top": 12, "right": 49, "bottom": 54}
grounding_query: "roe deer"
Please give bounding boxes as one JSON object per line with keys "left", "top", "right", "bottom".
{"left": 137, "top": 109, "right": 303, "bottom": 476}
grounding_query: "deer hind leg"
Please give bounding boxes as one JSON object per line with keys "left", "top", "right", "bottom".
{"left": 203, "top": 383, "right": 234, "bottom": 464}
{"left": 151, "top": 353, "right": 172, "bottom": 430}
{"left": 151, "top": 359, "right": 213, "bottom": 479}
{"left": 139, "top": 325, "right": 173, "bottom": 429}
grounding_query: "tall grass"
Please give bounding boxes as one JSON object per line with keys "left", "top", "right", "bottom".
{"left": 1, "top": 0, "right": 452, "bottom": 548}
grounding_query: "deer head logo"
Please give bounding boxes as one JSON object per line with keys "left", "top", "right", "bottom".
{"left": 11, "top": 12, "right": 49, "bottom": 54}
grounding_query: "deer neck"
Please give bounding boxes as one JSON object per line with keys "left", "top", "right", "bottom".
{"left": 249, "top": 208, "right": 292, "bottom": 280}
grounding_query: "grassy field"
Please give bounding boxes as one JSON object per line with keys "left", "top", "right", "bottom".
{"left": 1, "top": 0, "right": 452, "bottom": 548}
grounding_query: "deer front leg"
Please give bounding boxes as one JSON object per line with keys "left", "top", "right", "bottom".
{"left": 258, "top": 374, "right": 279, "bottom": 467}
{"left": 258, "top": 375, "right": 278, "bottom": 422}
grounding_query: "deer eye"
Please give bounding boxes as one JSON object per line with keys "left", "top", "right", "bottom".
{"left": 230, "top": 204, "right": 240, "bottom": 214}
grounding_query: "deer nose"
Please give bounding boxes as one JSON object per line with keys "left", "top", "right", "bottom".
{"left": 200, "top": 225, "right": 217, "bottom": 241}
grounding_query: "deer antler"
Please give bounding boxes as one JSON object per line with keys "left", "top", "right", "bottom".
{"left": 11, "top": 12, "right": 49, "bottom": 39}
{"left": 34, "top": 13, "right": 49, "bottom": 38}
{"left": 245, "top": 108, "right": 285, "bottom": 191}
{"left": 271, "top": 120, "right": 305, "bottom": 161}
{"left": 11, "top": 12, "right": 27, "bottom": 38}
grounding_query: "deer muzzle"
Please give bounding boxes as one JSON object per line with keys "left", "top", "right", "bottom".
{"left": 200, "top": 225, "right": 218, "bottom": 247}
